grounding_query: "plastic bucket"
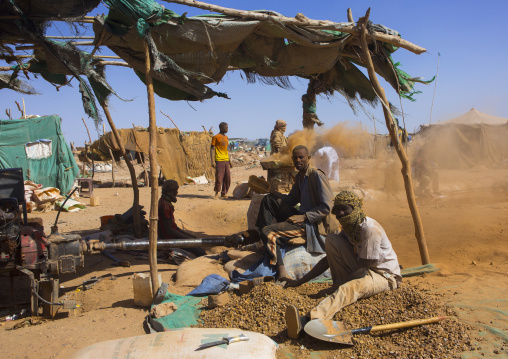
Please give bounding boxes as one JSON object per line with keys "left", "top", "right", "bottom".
{"left": 133, "top": 273, "right": 161, "bottom": 307}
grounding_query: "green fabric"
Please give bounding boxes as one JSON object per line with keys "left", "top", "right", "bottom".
{"left": 0, "top": 115, "right": 79, "bottom": 194}
{"left": 97, "top": 0, "right": 428, "bottom": 104}
{"left": 391, "top": 57, "right": 436, "bottom": 101}
{"left": 150, "top": 292, "right": 203, "bottom": 329}
{"left": 303, "top": 102, "right": 317, "bottom": 114}
{"left": 400, "top": 263, "right": 440, "bottom": 277}
{"left": 11, "top": 62, "right": 68, "bottom": 86}
{"left": 103, "top": 0, "right": 182, "bottom": 36}
{"left": 135, "top": 70, "right": 199, "bottom": 101}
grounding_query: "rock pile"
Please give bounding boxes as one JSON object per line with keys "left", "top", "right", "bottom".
{"left": 230, "top": 150, "right": 266, "bottom": 168}
{"left": 197, "top": 282, "right": 482, "bottom": 358}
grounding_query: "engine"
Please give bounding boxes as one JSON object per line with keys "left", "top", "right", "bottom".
{"left": 0, "top": 199, "right": 23, "bottom": 272}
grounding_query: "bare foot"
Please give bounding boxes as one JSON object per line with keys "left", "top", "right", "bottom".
{"left": 213, "top": 193, "right": 219, "bottom": 200}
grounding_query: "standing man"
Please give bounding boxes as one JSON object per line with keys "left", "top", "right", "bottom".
{"left": 283, "top": 191, "right": 401, "bottom": 339}
{"left": 255, "top": 145, "right": 337, "bottom": 279}
{"left": 210, "top": 122, "right": 232, "bottom": 199}
{"left": 270, "top": 119, "right": 289, "bottom": 155}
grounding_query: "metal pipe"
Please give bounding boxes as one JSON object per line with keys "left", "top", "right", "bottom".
{"left": 110, "top": 238, "right": 229, "bottom": 250}
{"left": 92, "top": 236, "right": 243, "bottom": 252}
{"left": 52, "top": 187, "right": 79, "bottom": 230}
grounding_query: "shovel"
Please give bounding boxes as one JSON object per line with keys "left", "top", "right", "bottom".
{"left": 304, "top": 316, "right": 449, "bottom": 345}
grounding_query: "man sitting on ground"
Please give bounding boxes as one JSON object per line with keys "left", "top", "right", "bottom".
{"left": 158, "top": 180, "right": 206, "bottom": 257}
{"left": 255, "top": 145, "right": 336, "bottom": 280}
{"left": 283, "top": 191, "right": 401, "bottom": 339}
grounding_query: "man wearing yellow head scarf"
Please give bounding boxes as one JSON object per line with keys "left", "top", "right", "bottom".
{"left": 284, "top": 191, "right": 401, "bottom": 339}
{"left": 269, "top": 119, "right": 288, "bottom": 154}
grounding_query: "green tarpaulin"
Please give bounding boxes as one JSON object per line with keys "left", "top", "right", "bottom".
{"left": 0, "top": 115, "right": 79, "bottom": 194}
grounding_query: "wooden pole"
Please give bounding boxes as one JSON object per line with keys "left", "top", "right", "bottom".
{"left": 347, "top": 8, "right": 354, "bottom": 23}
{"left": 82, "top": 144, "right": 87, "bottom": 177}
{"left": 81, "top": 118, "right": 94, "bottom": 179}
{"left": 94, "top": 61, "right": 130, "bottom": 67}
{"left": 358, "top": 9, "right": 430, "bottom": 265}
{"left": 429, "top": 52, "right": 440, "bottom": 125}
{"left": 104, "top": 123, "right": 116, "bottom": 188}
{"left": 100, "top": 102, "right": 142, "bottom": 238}
{"left": 1, "top": 60, "right": 127, "bottom": 68}
{"left": 160, "top": 110, "right": 181, "bottom": 134}
{"left": 92, "top": 55, "right": 122, "bottom": 59}
{"left": 144, "top": 41, "right": 160, "bottom": 296}
{"left": 132, "top": 124, "right": 149, "bottom": 185}
{"left": 108, "top": 147, "right": 116, "bottom": 187}
{"left": 45, "top": 36, "right": 95, "bottom": 39}
{"left": 15, "top": 101, "right": 23, "bottom": 117}
{"left": 160, "top": 0, "right": 426, "bottom": 54}
{"left": 373, "top": 116, "right": 377, "bottom": 158}
{"left": 22, "top": 98, "right": 26, "bottom": 119}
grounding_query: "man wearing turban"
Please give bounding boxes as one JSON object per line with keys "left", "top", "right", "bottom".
{"left": 283, "top": 191, "right": 401, "bottom": 339}
{"left": 270, "top": 119, "right": 288, "bottom": 155}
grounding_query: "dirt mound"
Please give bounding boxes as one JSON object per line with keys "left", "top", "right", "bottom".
{"left": 198, "top": 282, "right": 480, "bottom": 358}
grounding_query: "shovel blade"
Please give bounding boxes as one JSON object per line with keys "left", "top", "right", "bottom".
{"left": 304, "top": 319, "right": 354, "bottom": 345}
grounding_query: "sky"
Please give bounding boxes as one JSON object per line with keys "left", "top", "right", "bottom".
{"left": 2, "top": 0, "right": 508, "bottom": 146}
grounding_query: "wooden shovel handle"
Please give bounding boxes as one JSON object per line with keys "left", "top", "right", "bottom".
{"left": 370, "top": 316, "right": 449, "bottom": 333}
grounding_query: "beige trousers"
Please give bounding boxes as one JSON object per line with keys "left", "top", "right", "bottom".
{"left": 310, "top": 234, "right": 398, "bottom": 320}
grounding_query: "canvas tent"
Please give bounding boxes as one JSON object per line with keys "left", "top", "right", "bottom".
{"left": 435, "top": 108, "right": 508, "bottom": 126}
{"left": 416, "top": 108, "right": 508, "bottom": 169}
{"left": 0, "top": 115, "right": 79, "bottom": 193}
{"left": 93, "top": 127, "right": 213, "bottom": 184}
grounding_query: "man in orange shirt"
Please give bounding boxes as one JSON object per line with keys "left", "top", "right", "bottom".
{"left": 210, "top": 122, "right": 232, "bottom": 199}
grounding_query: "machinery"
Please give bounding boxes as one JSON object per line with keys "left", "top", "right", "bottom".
{"left": 0, "top": 168, "right": 243, "bottom": 318}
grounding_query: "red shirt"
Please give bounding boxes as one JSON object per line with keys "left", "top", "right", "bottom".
{"left": 158, "top": 198, "right": 180, "bottom": 239}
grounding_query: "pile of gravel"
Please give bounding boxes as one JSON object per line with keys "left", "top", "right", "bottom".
{"left": 197, "top": 282, "right": 482, "bottom": 358}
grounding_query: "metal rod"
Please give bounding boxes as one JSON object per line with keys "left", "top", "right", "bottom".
{"left": 53, "top": 187, "right": 79, "bottom": 228}
{"left": 102, "top": 237, "right": 233, "bottom": 250}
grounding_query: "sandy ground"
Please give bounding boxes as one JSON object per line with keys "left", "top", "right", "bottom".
{"left": 1, "top": 157, "right": 507, "bottom": 358}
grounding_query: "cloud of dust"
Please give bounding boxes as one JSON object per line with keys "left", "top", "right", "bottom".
{"left": 270, "top": 122, "right": 372, "bottom": 164}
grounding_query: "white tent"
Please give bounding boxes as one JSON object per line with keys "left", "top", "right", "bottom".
{"left": 417, "top": 108, "right": 508, "bottom": 168}
{"left": 436, "top": 107, "right": 508, "bottom": 125}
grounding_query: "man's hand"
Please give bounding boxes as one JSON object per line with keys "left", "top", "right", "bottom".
{"left": 280, "top": 277, "right": 301, "bottom": 288}
{"left": 211, "top": 162, "right": 216, "bottom": 168}
{"left": 287, "top": 214, "right": 306, "bottom": 224}
{"left": 229, "top": 161, "right": 233, "bottom": 168}
{"left": 315, "top": 286, "right": 335, "bottom": 297}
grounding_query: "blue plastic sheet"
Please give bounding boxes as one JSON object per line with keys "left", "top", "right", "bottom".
{"left": 187, "top": 274, "right": 230, "bottom": 296}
